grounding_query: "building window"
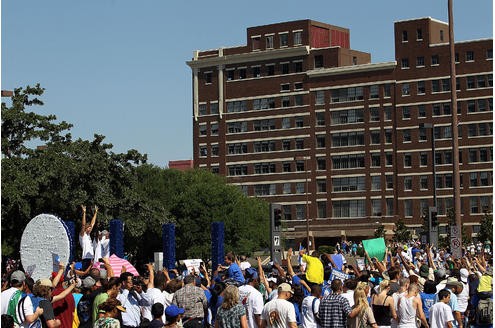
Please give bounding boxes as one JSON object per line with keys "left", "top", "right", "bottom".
{"left": 227, "top": 70, "right": 234, "bottom": 81}
{"left": 199, "top": 104, "right": 207, "bottom": 116}
{"left": 466, "top": 51, "right": 475, "bottom": 62}
{"left": 332, "top": 199, "right": 366, "bottom": 218}
{"left": 404, "top": 153, "right": 412, "bottom": 167}
{"left": 370, "top": 107, "right": 380, "bottom": 122}
{"left": 266, "top": 35, "right": 274, "bottom": 49}
{"left": 281, "top": 63, "right": 290, "bottom": 74}
{"left": 294, "top": 61, "right": 303, "bottom": 72}
{"left": 294, "top": 82, "right": 303, "bottom": 90}
{"left": 420, "top": 176, "right": 428, "bottom": 189}
{"left": 295, "top": 117, "right": 304, "bottom": 128}
{"left": 210, "top": 103, "right": 219, "bottom": 114}
{"left": 386, "top": 198, "right": 394, "bottom": 216}
{"left": 316, "top": 136, "right": 325, "bottom": 148}
{"left": 432, "top": 80, "right": 440, "bottom": 93}
{"left": 386, "top": 153, "right": 393, "bottom": 166}
{"left": 280, "top": 33, "right": 288, "bottom": 47}
{"left": 417, "top": 29, "right": 423, "bottom": 40}
{"left": 314, "top": 55, "right": 324, "bottom": 68}
{"left": 281, "top": 96, "right": 290, "bottom": 108}
{"left": 252, "top": 66, "right": 261, "bottom": 78}
{"left": 281, "top": 83, "right": 290, "bottom": 92}
{"left": 332, "top": 176, "right": 365, "bottom": 192}
{"left": 228, "top": 143, "right": 247, "bottom": 154}
{"left": 403, "top": 129, "right": 411, "bottom": 142}
{"left": 282, "top": 139, "right": 291, "bottom": 150}
{"left": 371, "top": 199, "right": 382, "bottom": 216}
{"left": 431, "top": 55, "right": 439, "bottom": 66}
{"left": 401, "top": 58, "right": 409, "bottom": 69}
{"left": 420, "top": 153, "right": 428, "bottom": 166}
{"left": 384, "top": 84, "right": 391, "bottom": 98}
{"left": 199, "top": 124, "right": 207, "bottom": 136}
{"left": 371, "top": 153, "right": 381, "bottom": 167}
{"left": 317, "top": 157, "right": 326, "bottom": 170}
{"left": 204, "top": 72, "right": 212, "bottom": 84}
{"left": 417, "top": 81, "right": 425, "bottom": 95}
{"left": 211, "top": 144, "right": 219, "bottom": 156}
{"left": 369, "top": 85, "right": 379, "bottom": 99}
{"left": 239, "top": 68, "right": 246, "bottom": 79}
{"left": 295, "top": 182, "right": 305, "bottom": 194}
{"left": 416, "top": 56, "right": 425, "bottom": 67}
{"left": 402, "top": 30, "right": 408, "bottom": 42}
{"left": 371, "top": 131, "right": 381, "bottom": 144}
{"left": 440, "top": 30, "right": 444, "bottom": 41}
{"left": 384, "top": 107, "right": 392, "bottom": 121}
{"left": 266, "top": 64, "right": 275, "bottom": 76}
{"left": 371, "top": 175, "right": 381, "bottom": 190}
{"left": 296, "top": 205, "right": 305, "bottom": 220}
{"left": 419, "top": 127, "right": 427, "bottom": 141}
{"left": 296, "top": 161, "right": 305, "bottom": 171}
{"left": 404, "top": 199, "right": 413, "bottom": 216}
{"left": 402, "top": 106, "right": 411, "bottom": 119}
{"left": 282, "top": 162, "right": 292, "bottom": 173}
{"left": 199, "top": 146, "right": 207, "bottom": 157}
{"left": 316, "top": 112, "right": 325, "bottom": 126}
{"left": 317, "top": 202, "right": 327, "bottom": 218}
{"left": 317, "top": 179, "right": 327, "bottom": 193}
{"left": 283, "top": 183, "right": 291, "bottom": 194}
{"left": 210, "top": 123, "right": 218, "bottom": 136}
{"left": 293, "top": 31, "right": 302, "bottom": 45}
{"left": 251, "top": 36, "right": 260, "bottom": 51}
{"left": 294, "top": 95, "right": 303, "bottom": 106}
{"left": 385, "top": 129, "right": 392, "bottom": 144}
{"left": 315, "top": 90, "right": 325, "bottom": 105}
{"left": 295, "top": 139, "right": 304, "bottom": 149}
{"left": 486, "top": 49, "right": 493, "bottom": 60}
{"left": 386, "top": 175, "right": 393, "bottom": 189}
{"left": 402, "top": 83, "right": 410, "bottom": 96}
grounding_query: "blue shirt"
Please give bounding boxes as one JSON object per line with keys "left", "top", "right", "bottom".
{"left": 420, "top": 292, "right": 436, "bottom": 319}
{"left": 227, "top": 263, "right": 245, "bottom": 284}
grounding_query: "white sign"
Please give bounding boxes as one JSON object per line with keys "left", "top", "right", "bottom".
{"left": 182, "top": 259, "right": 203, "bottom": 274}
{"left": 274, "top": 236, "right": 280, "bottom": 247}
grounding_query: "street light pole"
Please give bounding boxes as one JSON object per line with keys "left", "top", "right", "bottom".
{"left": 421, "top": 123, "right": 438, "bottom": 246}
{"left": 295, "top": 156, "right": 311, "bottom": 250}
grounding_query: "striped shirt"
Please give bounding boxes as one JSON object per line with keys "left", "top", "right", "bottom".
{"left": 318, "top": 293, "right": 351, "bottom": 328}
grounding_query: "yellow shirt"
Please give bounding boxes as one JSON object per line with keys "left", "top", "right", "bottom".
{"left": 477, "top": 274, "right": 493, "bottom": 293}
{"left": 302, "top": 254, "right": 324, "bottom": 284}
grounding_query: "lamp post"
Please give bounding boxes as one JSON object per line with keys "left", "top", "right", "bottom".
{"left": 295, "top": 156, "right": 311, "bottom": 250}
{"left": 420, "top": 123, "right": 438, "bottom": 246}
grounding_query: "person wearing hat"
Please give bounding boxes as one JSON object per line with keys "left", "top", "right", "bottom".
{"left": 1, "top": 270, "right": 44, "bottom": 327}
{"left": 261, "top": 282, "right": 297, "bottom": 328}
{"left": 165, "top": 304, "right": 185, "bottom": 328}
{"left": 437, "top": 278, "right": 464, "bottom": 328}
{"left": 455, "top": 269, "right": 469, "bottom": 325}
{"left": 94, "top": 298, "right": 126, "bottom": 328}
{"left": 77, "top": 275, "right": 102, "bottom": 328}
{"left": 31, "top": 278, "right": 62, "bottom": 328}
{"left": 239, "top": 268, "right": 263, "bottom": 328}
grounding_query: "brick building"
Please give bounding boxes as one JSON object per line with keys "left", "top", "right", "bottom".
{"left": 186, "top": 18, "right": 492, "bottom": 246}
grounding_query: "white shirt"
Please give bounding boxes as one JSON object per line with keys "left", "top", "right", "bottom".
{"left": 341, "top": 290, "right": 354, "bottom": 307}
{"left": 142, "top": 287, "right": 166, "bottom": 321}
{"left": 301, "top": 295, "right": 320, "bottom": 328}
{"left": 240, "top": 261, "right": 252, "bottom": 271}
{"left": 429, "top": 302, "right": 454, "bottom": 328}
{"left": 1, "top": 287, "right": 18, "bottom": 314}
{"left": 239, "top": 284, "right": 264, "bottom": 328}
{"left": 261, "top": 298, "right": 297, "bottom": 328}
{"left": 100, "top": 238, "right": 110, "bottom": 258}
{"left": 79, "top": 233, "right": 94, "bottom": 259}
{"left": 456, "top": 282, "right": 469, "bottom": 313}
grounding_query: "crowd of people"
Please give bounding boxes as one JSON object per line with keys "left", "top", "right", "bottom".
{"left": 0, "top": 205, "right": 492, "bottom": 328}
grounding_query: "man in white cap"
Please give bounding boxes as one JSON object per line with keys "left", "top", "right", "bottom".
{"left": 456, "top": 268, "right": 469, "bottom": 326}
{"left": 261, "top": 283, "right": 297, "bottom": 328}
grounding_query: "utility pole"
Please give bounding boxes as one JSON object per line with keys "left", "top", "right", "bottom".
{"left": 448, "top": 0, "right": 462, "bottom": 256}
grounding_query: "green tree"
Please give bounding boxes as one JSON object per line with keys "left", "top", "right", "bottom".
{"left": 374, "top": 225, "right": 386, "bottom": 238}
{"left": 393, "top": 219, "right": 411, "bottom": 242}
{"left": 477, "top": 210, "right": 493, "bottom": 243}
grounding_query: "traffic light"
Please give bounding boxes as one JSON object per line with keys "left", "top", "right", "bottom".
{"left": 274, "top": 208, "right": 282, "bottom": 227}
{"left": 431, "top": 210, "right": 438, "bottom": 227}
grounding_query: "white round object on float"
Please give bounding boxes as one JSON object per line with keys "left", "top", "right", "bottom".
{"left": 20, "top": 214, "right": 71, "bottom": 281}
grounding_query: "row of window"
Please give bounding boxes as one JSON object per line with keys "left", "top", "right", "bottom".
{"left": 400, "top": 49, "right": 493, "bottom": 69}
{"left": 251, "top": 30, "right": 303, "bottom": 51}
{"left": 402, "top": 74, "right": 493, "bottom": 96}
{"left": 404, "top": 195, "right": 492, "bottom": 217}
{"left": 219, "top": 60, "right": 304, "bottom": 82}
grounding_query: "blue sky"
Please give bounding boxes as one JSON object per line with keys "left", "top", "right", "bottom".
{"left": 2, "top": 1, "right": 492, "bottom": 167}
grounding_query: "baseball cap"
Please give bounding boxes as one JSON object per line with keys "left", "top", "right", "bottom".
{"left": 419, "top": 265, "right": 430, "bottom": 278}
{"left": 435, "top": 268, "right": 447, "bottom": 280}
{"left": 165, "top": 304, "right": 185, "bottom": 317}
{"left": 278, "top": 282, "right": 294, "bottom": 294}
{"left": 82, "top": 276, "right": 96, "bottom": 289}
{"left": 446, "top": 277, "right": 462, "bottom": 288}
{"left": 38, "top": 278, "right": 53, "bottom": 287}
{"left": 10, "top": 270, "right": 26, "bottom": 283}
{"left": 459, "top": 268, "right": 469, "bottom": 283}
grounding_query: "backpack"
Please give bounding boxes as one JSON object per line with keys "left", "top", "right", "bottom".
{"left": 476, "top": 298, "right": 493, "bottom": 325}
{"left": 6, "top": 290, "right": 22, "bottom": 324}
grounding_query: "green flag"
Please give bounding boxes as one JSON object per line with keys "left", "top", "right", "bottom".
{"left": 362, "top": 237, "right": 386, "bottom": 262}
